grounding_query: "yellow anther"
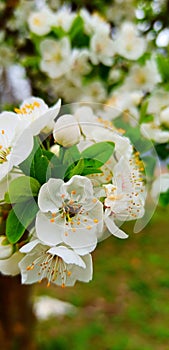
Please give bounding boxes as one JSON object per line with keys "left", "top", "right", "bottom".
{"left": 93, "top": 219, "right": 98, "bottom": 223}
{"left": 14, "top": 108, "right": 22, "bottom": 114}
{"left": 71, "top": 190, "right": 76, "bottom": 195}
{"left": 34, "top": 101, "right": 40, "bottom": 107}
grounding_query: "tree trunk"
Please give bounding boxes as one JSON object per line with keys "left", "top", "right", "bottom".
{"left": 0, "top": 274, "right": 37, "bottom": 350}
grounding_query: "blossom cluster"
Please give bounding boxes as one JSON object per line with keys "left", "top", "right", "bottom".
{"left": 25, "top": 5, "right": 169, "bottom": 148}
{"left": 0, "top": 97, "right": 146, "bottom": 288}
{"left": 25, "top": 6, "right": 149, "bottom": 105}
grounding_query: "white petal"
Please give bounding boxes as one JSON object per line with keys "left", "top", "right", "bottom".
{"left": 38, "top": 178, "right": 64, "bottom": 212}
{"left": 10, "top": 128, "right": 34, "bottom": 165}
{"left": 30, "top": 99, "right": 61, "bottom": 135}
{"left": 20, "top": 239, "right": 40, "bottom": 253}
{"left": 104, "top": 215, "right": 128, "bottom": 239}
{"left": 19, "top": 253, "right": 41, "bottom": 284}
{"left": 63, "top": 226, "right": 97, "bottom": 255}
{"left": 48, "top": 246, "right": 86, "bottom": 268}
{"left": 0, "top": 252, "right": 23, "bottom": 276}
{"left": 36, "top": 211, "right": 63, "bottom": 245}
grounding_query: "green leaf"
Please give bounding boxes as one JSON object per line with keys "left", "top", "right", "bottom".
{"left": 156, "top": 55, "right": 169, "bottom": 83}
{"left": 155, "top": 143, "right": 169, "bottom": 160}
{"left": 20, "top": 137, "right": 52, "bottom": 185}
{"left": 81, "top": 142, "right": 115, "bottom": 166}
{"left": 19, "top": 137, "right": 40, "bottom": 175}
{"left": 64, "top": 158, "right": 85, "bottom": 180}
{"left": 42, "top": 150, "right": 66, "bottom": 179}
{"left": 81, "top": 168, "right": 102, "bottom": 176}
{"left": 63, "top": 145, "right": 81, "bottom": 167}
{"left": 69, "top": 15, "right": 89, "bottom": 47}
{"left": 6, "top": 200, "right": 38, "bottom": 244}
{"left": 139, "top": 100, "right": 149, "bottom": 123}
{"left": 142, "top": 155, "right": 156, "bottom": 178}
{"left": 159, "top": 189, "right": 169, "bottom": 207}
{"left": 51, "top": 26, "right": 66, "bottom": 38}
{"left": 4, "top": 176, "right": 40, "bottom": 204}
{"left": 69, "top": 15, "right": 84, "bottom": 40}
{"left": 31, "top": 148, "right": 51, "bottom": 184}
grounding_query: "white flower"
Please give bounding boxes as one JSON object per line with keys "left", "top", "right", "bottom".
{"left": 0, "top": 236, "right": 13, "bottom": 259}
{"left": 0, "top": 113, "right": 33, "bottom": 181}
{"left": 28, "top": 8, "right": 54, "bottom": 35}
{"left": 104, "top": 156, "right": 145, "bottom": 238}
{"left": 36, "top": 176, "right": 103, "bottom": 255}
{"left": 103, "top": 88, "right": 143, "bottom": 121}
{"left": 66, "top": 49, "right": 91, "bottom": 85}
{"left": 79, "top": 80, "right": 106, "bottom": 104}
{"left": 90, "top": 33, "right": 115, "bottom": 66}
{"left": 52, "top": 8, "right": 76, "bottom": 32}
{"left": 114, "top": 22, "right": 147, "bottom": 60}
{"left": 140, "top": 122, "right": 169, "bottom": 143}
{"left": 147, "top": 89, "right": 169, "bottom": 115}
{"left": 159, "top": 106, "right": 169, "bottom": 127}
{"left": 14, "top": 96, "right": 61, "bottom": 136}
{"left": 80, "top": 9, "right": 110, "bottom": 35}
{"left": 50, "top": 144, "right": 60, "bottom": 157}
{"left": 68, "top": 105, "right": 133, "bottom": 159}
{"left": 151, "top": 173, "right": 169, "bottom": 202}
{"left": 124, "top": 59, "right": 161, "bottom": 92}
{"left": 40, "top": 37, "right": 71, "bottom": 79}
{"left": 49, "top": 76, "right": 83, "bottom": 103}
{"left": 19, "top": 240, "right": 93, "bottom": 287}
{"left": 0, "top": 251, "right": 23, "bottom": 276}
{"left": 53, "top": 114, "right": 81, "bottom": 147}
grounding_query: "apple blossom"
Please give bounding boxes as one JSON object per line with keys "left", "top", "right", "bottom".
{"left": 40, "top": 37, "right": 71, "bottom": 79}
{"left": 103, "top": 156, "right": 145, "bottom": 237}
{"left": 114, "top": 22, "right": 147, "bottom": 60}
{"left": 0, "top": 113, "right": 33, "bottom": 181}
{"left": 124, "top": 58, "right": 161, "bottom": 92}
{"left": 0, "top": 236, "right": 13, "bottom": 259}
{"left": 28, "top": 8, "right": 55, "bottom": 36}
{"left": 90, "top": 32, "right": 115, "bottom": 66}
{"left": 140, "top": 122, "right": 169, "bottom": 143}
{"left": 19, "top": 240, "right": 93, "bottom": 287}
{"left": 14, "top": 96, "right": 61, "bottom": 136}
{"left": 52, "top": 8, "right": 76, "bottom": 32}
{"left": 36, "top": 175, "right": 103, "bottom": 255}
{"left": 159, "top": 106, "right": 169, "bottom": 127}
{"left": 151, "top": 174, "right": 169, "bottom": 202}
{"left": 0, "top": 251, "right": 23, "bottom": 276}
{"left": 53, "top": 115, "right": 81, "bottom": 147}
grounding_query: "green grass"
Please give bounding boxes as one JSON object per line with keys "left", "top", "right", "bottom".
{"left": 34, "top": 207, "right": 169, "bottom": 350}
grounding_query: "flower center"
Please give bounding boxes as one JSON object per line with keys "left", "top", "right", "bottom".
{"left": 63, "top": 203, "right": 82, "bottom": 221}
{"left": 14, "top": 101, "right": 40, "bottom": 115}
{"left": 0, "top": 129, "right": 11, "bottom": 164}
{"left": 27, "top": 251, "right": 71, "bottom": 288}
{"left": 0, "top": 147, "right": 11, "bottom": 164}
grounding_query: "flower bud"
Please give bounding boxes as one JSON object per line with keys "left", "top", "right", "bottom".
{"left": 50, "top": 144, "right": 60, "bottom": 157}
{"left": 159, "top": 107, "right": 169, "bottom": 127}
{"left": 53, "top": 115, "right": 81, "bottom": 147}
{"left": 0, "top": 236, "right": 13, "bottom": 259}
